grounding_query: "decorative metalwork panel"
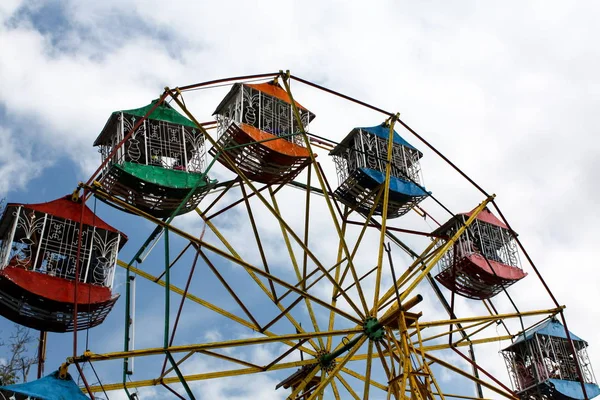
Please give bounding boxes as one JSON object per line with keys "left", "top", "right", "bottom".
{"left": 1, "top": 207, "right": 120, "bottom": 288}
{"left": 10, "top": 208, "right": 45, "bottom": 269}
{"left": 332, "top": 129, "right": 423, "bottom": 187}
{"left": 184, "top": 127, "right": 206, "bottom": 173}
{"left": 436, "top": 218, "right": 521, "bottom": 274}
{"left": 99, "top": 113, "right": 206, "bottom": 173}
{"left": 146, "top": 119, "right": 185, "bottom": 169}
{"left": 332, "top": 155, "right": 349, "bottom": 185}
{"left": 89, "top": 229, "right": 120, "bottom": 287}
{"left": 470, "top": 219, "right": 520, "bottom": 267}
{"left": 215, "top": 85, "right": 311, "bottom": 146}
{"left": 503, "top": 339, "right": 548, "bottom": 392}
{"left": 538, "top": 336, "right": 596, "bottom": 383}
{"left": 215, "top": 94, "right": 241, "bottom": 137}
{"left": 503, "top": 334, "right": 597, "bottom": 393}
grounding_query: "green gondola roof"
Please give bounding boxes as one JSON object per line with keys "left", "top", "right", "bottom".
{"left": 118, "top": 99, "right": 197, "bottom": 128}
{"left": 93, "top": 99, "right": 198, "bottom": 146}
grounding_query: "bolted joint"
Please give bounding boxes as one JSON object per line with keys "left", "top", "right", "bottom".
{"left": 317, "top": 349, "right": 337, "bottom": 372}
{"left": 58, "top": 362, "right": 69, "bottom": 379}
{"left": 363, "top": 317, "right": 385, "bottom": 342}
{"left": 319, "top": 333, "right": 365, "bottom": 371}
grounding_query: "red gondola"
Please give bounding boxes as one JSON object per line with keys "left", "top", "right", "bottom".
{"left": 0, "top": 196, "right": 127, "bottom": 332}
{"left": 433, "top": 207, "right": 526, "bottom": 300}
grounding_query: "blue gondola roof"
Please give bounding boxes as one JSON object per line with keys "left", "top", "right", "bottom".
{"left": 360, "top": 124, "right": 417, "bottom": 150}
{"left": 505, "top": 319, "right": 587, "bottom": 350}
{"left": 330, "top": 123, "right": 421, "bottom": 156}
{"left": 547, "top": 379, "right": 600, "bottom": 400}
{"left": 360, "top": 168, "right": 429, "bottom": 197}
{"left": 0, "top": 371, "right": 89, "bottom": 400}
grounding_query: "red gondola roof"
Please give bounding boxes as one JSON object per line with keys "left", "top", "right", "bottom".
{"left": 7, "top": 196, "right": 127, "bottom": 242}
{"left": 432, "top": 206, "right": 513, "bottom": 236}
{"left": 462, "top": 207, "right": 508, "bottom": 229}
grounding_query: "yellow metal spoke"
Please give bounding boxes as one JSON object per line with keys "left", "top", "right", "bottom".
{"left": 422, "top": 352, "right": 518, "bottom": 399}
{"left": 342, "top": 366, "right": 388, "bottom": 391}
{"left": 287, "top": 365, "right": 321, "bottom": 399}
{"left": 330, "top": 379, "right": 342, "bottom": 400}
{"left": 418, "top": 335, "right": 513, "bottom": 352}
{"left": 281, "top": 73, "right": 370, "bottom": 316}
{"left": 86, "top": 357, "right": 317, "bottom": 393}
{"left": 72, "top": 328, "right": 361, "bottom": 363}
{"left": 306, "top": 336, "right": 368, "bottom": 400}
{"left": 269, "top": 187, "right": 325, "bottom": 350}
{"left": 115, "top": 260, "right": 316, "bottom": 356}
{"left": 335, "top": 374, "right": 361, "bottom": 400}
{"left": 326, "top": 217, "right": 348, "bottom": 352}
{"left": 362, "top": 340, "right": 374, "bottom": 399}
{"left": 416, "top": 307, "right": 563, "bottom": 329}
{"left": 301, "top": 164, "right": 313, "bottom": 291}
{"left": 372, "top": 114, "right": 400, "bottom": 315}
{"left": 166, "top": 87, "right": 366, "bottom": 321}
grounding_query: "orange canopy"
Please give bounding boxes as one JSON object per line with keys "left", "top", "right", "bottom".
{"left": 246, "top": 82, "right": 309, "bottom": 111}
{"left": 238, "top": 123, "right": 310, "bottom": 157}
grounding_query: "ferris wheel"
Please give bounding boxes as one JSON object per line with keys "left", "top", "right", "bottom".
{"left": 0, "top": 70, "right": 597, "bottom": 400}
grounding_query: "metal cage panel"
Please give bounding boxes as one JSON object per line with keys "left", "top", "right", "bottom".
{"left": 436, "top": 217, "right": 522, "bottom": 274}
{"left": 332, "top": 128, "right": 424, "bottom": 188}
{"left": 99, "top": 112, "right": 206, "bottom": 174}
{"left": 0, "top": 206, "right": 120, "bottom": 289}
{"left": 215, "top": 84, "right": 311, "bottom": 146}
{"left": 433, "top": 214, "right": 526, "bottom": 299}
{"left": 503, "top": 333, "right": 597, "bottom": 396}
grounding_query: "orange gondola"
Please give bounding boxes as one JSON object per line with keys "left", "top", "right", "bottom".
{"left": 210, "top": 80, "right": 315, "bottom": 184}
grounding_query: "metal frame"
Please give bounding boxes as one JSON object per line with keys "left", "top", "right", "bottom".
{"left": 436, "top": 216, "right": 522, "bottom": 274}
{"left": 214, "top": 82, "right": 312, "bottom": 146}
{"left": 0, "top": 205, "right": 120, "bottom": 288}
{"left": 503, "top": 331, "right": 598, "bottom": 394}
{"left": 99, "top": 112, "right": 206, "bottom": 173}
{"left": 51, "top": 71, "right": 592, "bottom": 400}
{"left": 331, "top": 127, "right": 423, "bottom": 188}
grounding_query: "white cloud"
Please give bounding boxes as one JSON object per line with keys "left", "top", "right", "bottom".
{"left": 0, "top": 127, "right": 48, "bottom": 194}
{"left": 1, "top": 1, "right": 600, "bottom": 399}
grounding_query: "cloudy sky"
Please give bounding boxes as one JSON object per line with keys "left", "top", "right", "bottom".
{"left": 1, "top": 1, "right": 599, "bottom": 399}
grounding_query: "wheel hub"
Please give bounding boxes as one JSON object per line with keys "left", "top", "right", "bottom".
{"left": 363, "top": 317, "right": 385, "bottom": 342}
